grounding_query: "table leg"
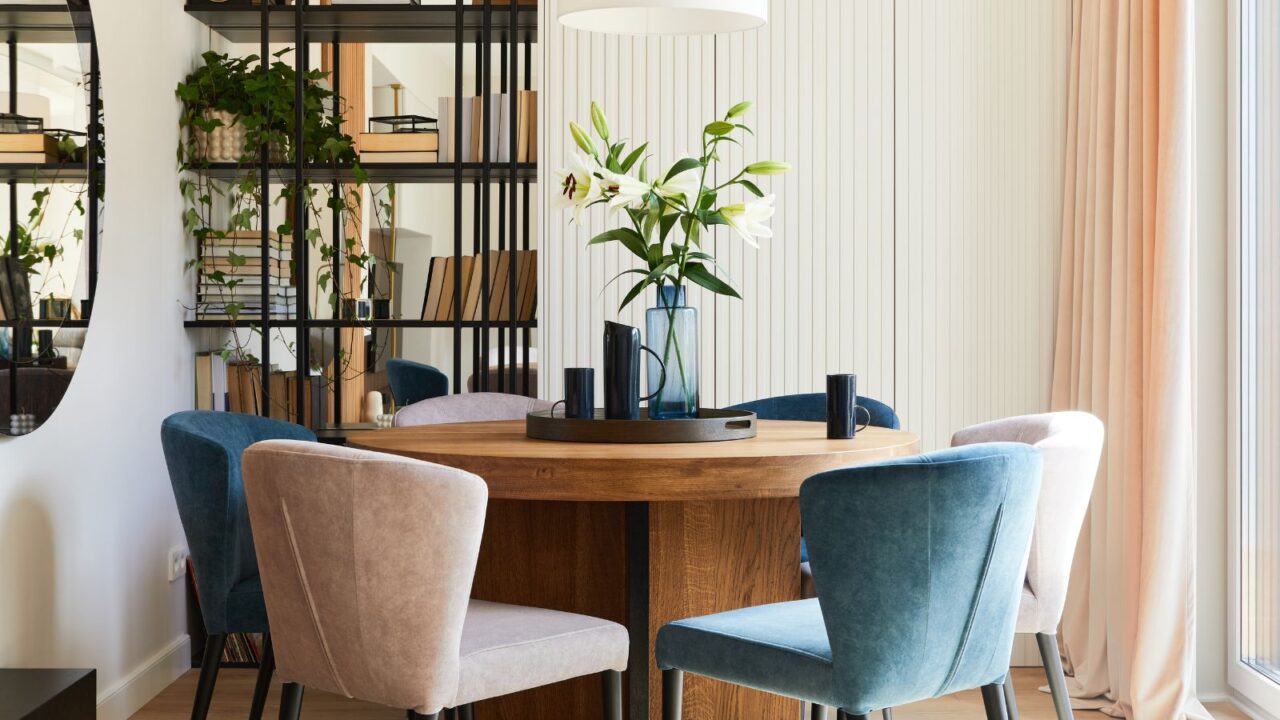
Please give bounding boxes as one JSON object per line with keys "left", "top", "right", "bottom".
{"left": 626, "top": 502, "right": 651, "bottom": 720}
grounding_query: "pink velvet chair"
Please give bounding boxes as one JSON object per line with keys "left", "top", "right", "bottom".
{"left": 242, "top": 440, "right": 627, "bottom": 719}
{"left": 951, "top": 411, "right": 1104, "bottom": 720}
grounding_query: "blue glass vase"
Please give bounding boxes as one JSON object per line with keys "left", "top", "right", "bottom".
{"left": 646, "top": 284, "right": 699, "bottom": 419}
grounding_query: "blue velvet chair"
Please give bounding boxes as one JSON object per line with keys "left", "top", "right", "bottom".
{"left": 161, "top": 410, "right": 316, "bottom": 720}
{"left": 388, "top": 358, "right": 449, "bottom": 408}
{"left": 729, "top": 392, "right": 902, "bottom": 574}
{"left": 728, "top": 392, "right": 901, "bottom": 430}
{"left": 656, "top": 443, "right": 1043, "bottom": 720}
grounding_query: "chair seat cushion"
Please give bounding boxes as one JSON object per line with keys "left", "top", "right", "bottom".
{"left": 655, "top": 599, "right": 836, "bottom": 706}
{"left": 224, "top": 575, "right": 269, "bottom": 634}
{"left": 453, "top": 600, "right": 628, "bottom": 707}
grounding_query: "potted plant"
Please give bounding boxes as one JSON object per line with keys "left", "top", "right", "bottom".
{"left": 556, "top": 101, "right": 789, "bottom": 419}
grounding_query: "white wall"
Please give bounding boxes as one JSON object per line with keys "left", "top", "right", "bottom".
{"left": 0, "top": 4, "right": 202, "bottom": 719}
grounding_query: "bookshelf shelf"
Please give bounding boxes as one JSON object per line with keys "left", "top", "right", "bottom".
{"left": 0, "top": 319, "right": 90, "bottom": 329}
{"left": 185, "top": 318, "right": 537, "bottom": 330}
{"left": 0, "top": 163, "right": 94, "bottom": 184}
{"left": 184, "top": 3, "right": 536, "bottom": 45}
{"left": 0, "top": 4, "right": 93, "bottom": 44}
{"left": 188, "top": 161, "right": 538, "bottom": 185}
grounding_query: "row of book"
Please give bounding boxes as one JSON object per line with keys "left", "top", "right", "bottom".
{"left": 437, "top": 91, "right": 538, "bottom": 163}
{"left": 196, "top": 231, "right": 297, "bottom": 319}
{"left": 421, "top": 250, "right": 537, "bottom": 322}
{"left": 194, "top": 353, "right": 330, "bottom": 426}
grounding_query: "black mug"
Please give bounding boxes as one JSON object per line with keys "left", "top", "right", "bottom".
{"left": 826, "top": 374, "right": 872, "bottom": 439}
{"left": 552, "top": 367, "right": 595, "bottom": 419}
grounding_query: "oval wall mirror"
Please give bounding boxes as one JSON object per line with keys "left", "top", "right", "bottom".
{"left": 0, "top": 0, "right": 101, "bottom": 437}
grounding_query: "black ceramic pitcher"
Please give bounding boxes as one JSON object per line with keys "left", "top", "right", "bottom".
{"left": 603, "top": 321, "right": 666, "bottom": 420}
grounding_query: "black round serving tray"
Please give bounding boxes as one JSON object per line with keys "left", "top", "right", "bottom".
{"left": 526, "top": 408, "right": 757, "bottom": 443}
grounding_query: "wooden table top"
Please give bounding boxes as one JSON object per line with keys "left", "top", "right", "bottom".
{"left": 348, "top": 419, "right": 921, "bottom": 502}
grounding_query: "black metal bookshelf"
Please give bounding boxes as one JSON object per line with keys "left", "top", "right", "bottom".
{"left": 183, "top": 0, "right": 538, "bottom": 427}
{"left": 2, "top": 0, "right": 101, "bottom": 435}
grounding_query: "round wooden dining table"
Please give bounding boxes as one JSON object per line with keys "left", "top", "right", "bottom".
{"left": 349, "top": 419, "right": 920, "bottom": 720}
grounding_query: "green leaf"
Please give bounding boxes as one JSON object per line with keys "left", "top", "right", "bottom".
{"left": 664, "top": 157, "right": 703, "bottom": 183}
{"left": 685, "top": 262, "right": 741, "bottom": 298}
{"left": 738, "top": 179, "right": 765, "bottom": 197}
{"left": 620, "top": 143, "right": 648, "bottom": 173}
{"left": 659, "top": 213, "right": 681, "bottom": 243}
{"left": 725, "top": 101, "right": 753, "bottom": 119}
{"left": 588, "top": 227, "right": 648, "bottom": 260}
{"left": 705, "top": 121, "right": 735, "bottom": 136}
{"left": 619, "top": 277, "right": 650, "bottom": 312}
{"left": 698, "top": 191, "right": 718, "bottom": 211}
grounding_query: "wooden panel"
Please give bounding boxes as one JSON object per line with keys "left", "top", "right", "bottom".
{"left": 469, "top": 500, "right": 627, "bottom": 720}
{"left": 648, "top": 499, "right": 802, "bottom": 720}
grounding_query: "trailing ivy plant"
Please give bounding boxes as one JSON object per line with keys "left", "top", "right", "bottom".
{"left": 176, "top": 49, "right": 378, "bottom": 398}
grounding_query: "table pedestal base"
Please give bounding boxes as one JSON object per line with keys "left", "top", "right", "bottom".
{"left": 469, "top": 498, "right": 802, "bottom": 720}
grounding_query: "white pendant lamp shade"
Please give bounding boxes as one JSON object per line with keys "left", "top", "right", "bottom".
{"left": 558, "top": 0, "right": 767, "bottom": 35}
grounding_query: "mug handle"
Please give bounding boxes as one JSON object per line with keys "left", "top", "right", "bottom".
{"left": 640, "top": 344, "right": 667, "bottom": 402}
{"left": 855, "top": 405, "right": 872, "bottom": 433}
{"left": 550, "top": 400, "right": 565, "bottom": 418}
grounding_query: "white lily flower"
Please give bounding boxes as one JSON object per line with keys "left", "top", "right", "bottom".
{"left": 655, "top": 167, "right": 701, "bottom": 203}
{"left": 719, "top": 194, "right": 776, "bottom": 248}
{"left": 554, "top": 152, "right": 601, "bottom": 222}
{"left": 599, "top": 169, "right": 651, "bottom": 211}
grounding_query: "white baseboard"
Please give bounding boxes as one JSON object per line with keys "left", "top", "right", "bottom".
{"left": 96, "top": 635, "right": 191, "bottom": 720}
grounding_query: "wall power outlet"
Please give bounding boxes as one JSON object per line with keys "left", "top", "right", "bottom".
{"left": 168, "top": 547, "right": 190, "bottom": 582}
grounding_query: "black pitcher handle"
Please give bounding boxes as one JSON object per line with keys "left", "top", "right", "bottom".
{"left": 550, "top": 400, "right": 565, "bottom": 418}
{"left": 855, "top": 405, "right": 872, "bottom": 433}
{"left": 640, "top": 344, "right": 666, "bottom": 403}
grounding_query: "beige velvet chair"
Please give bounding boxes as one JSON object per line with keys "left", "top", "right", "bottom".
{"left": 242, "top": 440, "right": 628, "bottom": 719}
{"left": 951, "top": 411, "right": 1104, "bottom": 720}
{"left": 394, "top": 391, "right": 552, "bottom": 427}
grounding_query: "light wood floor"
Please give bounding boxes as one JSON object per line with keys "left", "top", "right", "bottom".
{"left": 129, "top": 667, "right": 1251, "bottom": 719}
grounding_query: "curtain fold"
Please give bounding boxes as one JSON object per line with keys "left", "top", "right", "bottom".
{"left": 1050, "top": 1, "right": 1206, "bottom": 718}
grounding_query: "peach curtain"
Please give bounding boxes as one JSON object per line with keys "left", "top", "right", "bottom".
{"left": 1050, "top": 1, "right": 1207, "bottom": 719}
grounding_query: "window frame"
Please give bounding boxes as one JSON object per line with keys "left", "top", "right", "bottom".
{"left": 1230, "top": 0, "right": 1280, "bottom": 712}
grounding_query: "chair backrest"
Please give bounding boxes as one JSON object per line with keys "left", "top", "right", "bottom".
{"left": 160, "top": 410, "right": 316, "bottom": 634}
{"left": 800, "top": 443, "right": 1042, "bottom": 714}
{"left": 728, "top": 392, "right": 901, "bottom": 430}
{"left": 951, "top": 411, "right": 1103, "bottom": 634}
{"left": 394, "top": 391, "right": 553, "bottom": 427}
{"left": 242, "top": 440, "right": 487, "bottom": 715}
{"left": 387, "top": 358, "right": 450, "bottom": 408}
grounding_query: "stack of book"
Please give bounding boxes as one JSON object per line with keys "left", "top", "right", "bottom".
{"left": 420, "top": 250, "right": 537, "bottom": 322}
{"left": 358, "top": 129, "right": 439, "bottom": 163}
{"left": 196, "top": 231, "right": 296, "bottom": 319}
{"left": 436, "top": 91, "right": 537, "bottom": 163}
{"left": 0, "top": 133, "right": 59, "bottom": 164}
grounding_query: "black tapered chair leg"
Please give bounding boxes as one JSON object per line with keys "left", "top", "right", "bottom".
{"left": 981, "top": 683, "right": 1010, "bottom": 720}
{"left": 458, "top": 704, "right": 474, "bottom": 720}
{"left": 191, "top": 633, "right": 226, "bottom": 720}
{"left": 248, "top": 634, "right": 275, "bottom": 720}
{"left": 881, "top": 708, "right": 893, "bottom": 720}
{"left": 1036, "top": 633, "right": 1074, "bottom": 720}
{"left": 409, "top": 714, "right": 440, "bottom": 720}
{"left": 838, "top": 712, "right": 869, "bottom": 720}
{"left": 810, "top": 702, "right": 826, "bottom": 720}
{"left": 278, "top": 682, "right": 304, "bottom": 720}
{"left": 602, "top": 670, "right": 622, "bottom": 720}
{"left": 662, "top": 669, "right": 684, "bottom": 720}
{"left": 1002, "top": 672, "right": 1020, "bottom": 720}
